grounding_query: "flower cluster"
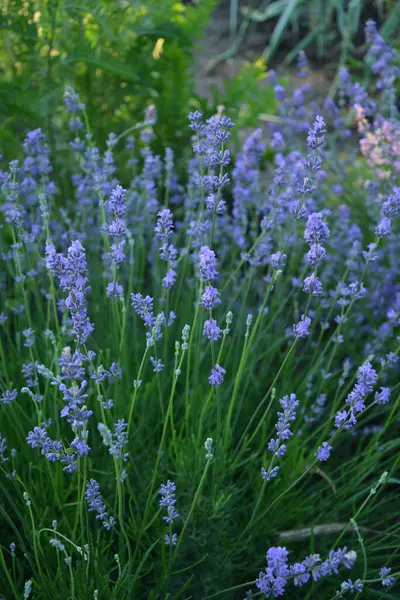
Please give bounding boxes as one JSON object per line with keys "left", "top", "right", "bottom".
{"left": 155, "top": 208, "right": 178, "bottom": 289}
{"left": 46, "top": 240, "right": 94, "bottom": 344}
{"left": 159, "top": 480, "right": 179, "bottom": 546}
{"left": 261, "top": 394, "right": 299, "bottom": 482}
{"left": 85, "top": 479, "right": 116, "bottom": 530}
{"left": 255, "top": 546, "right": 357, "bottom": 598}
{"left": 209, "top": 364, "right": 226, "bottom": 387}
{"left": 98, "top": 419, "right": 129, "bottom": 481}
{"left": 199, "top": 246, "right": 218, "bottom": 281}
{"left": 334, "top": 362, "right": 378, "bottom": 429}
{"left": 105, "top": 185, "right": 127, "bottom": 297}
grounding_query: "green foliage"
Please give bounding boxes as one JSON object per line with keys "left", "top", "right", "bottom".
{"left": 0, "top": 0, "right": 215, "bottom": 158}
{"left": 212, "top": 58, "right": 277, "bottom": 148}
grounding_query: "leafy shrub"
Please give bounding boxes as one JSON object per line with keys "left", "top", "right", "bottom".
{"left": 0, "top": 0, "right": 216, "bottom": 158}
{"left": 0, "top": 19, "right": 400, "bottom": 600}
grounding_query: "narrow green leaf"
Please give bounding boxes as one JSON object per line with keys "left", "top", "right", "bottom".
{"left": 380, "top": 2, "right": 400, "bottom": 39}
{"left": 263, "top": 0, "right": 303, "bottom": 60}
{"left": 241, "top": 0, "right": 288, "bottom": 23}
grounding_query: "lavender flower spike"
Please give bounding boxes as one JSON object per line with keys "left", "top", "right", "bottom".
{"left": 199, "top": 246, "right": 218, "bottom": 281}
{"left": 85, "top": 479, "right": 116, "bottom": 530}
{"left": 209, "top": 364, "right": 226, "bottom": 386}
{"left": 293, "top": 314, "right": 311, "bottom": 338}
{"left": 262, "top": 394, "right": 299, "bottom": 482}
{"left": 315, "top": 441, "right": 332, "bottom": 462}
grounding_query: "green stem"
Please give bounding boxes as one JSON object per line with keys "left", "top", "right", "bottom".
{"left": 0, "top": 546, "right": 19, "bottom": 600}
{"left": 133, "top": 344, "right": 188, "bottom": 561}
{"left": 237, "top": 339, "right": 298, "bottom": 453}
{"left": 171, "top": 460, "right": 211, "bottom": 567}
{"left": 127, "top": 345, "right": 150, "bottom": 437}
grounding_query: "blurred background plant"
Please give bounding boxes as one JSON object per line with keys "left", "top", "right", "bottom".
{"left": 208, "top": 1, "right": 400, "bottom": 81}
{"left": 0, "top": 0, "right": 218, "bottom": 161}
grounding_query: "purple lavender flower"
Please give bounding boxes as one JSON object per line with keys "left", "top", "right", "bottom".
{"left": 199, "top": 246, "right": 218, "bottom": 281}
{"left": 59, "top": 348, "right": 86, "bottom": 381}
{"left": 46, "top": 240, "right": 94, "bottom": 344}
{"left": 315, "top": 441, "right": 332, "bottom": 462}
{"left": 270, "top": 131, "right": 286, "bottom": 150}
{"left": 346, "top": 363, "right": 378, "bottom": 414}
{"left": 206, "top": 193, "right": 226, "bottom": 214}
{"left": 365, "top": 20, "right": 399, "bottom": 94}
{"left": 304, "top": 213, "right": 330, "bottom": 245}
{"left": 71, "top": 437, "right": 90, "bottom": 456}
{"left": 375, "top": 216, "right": 392, "bottom": 238}
{"left": 356, "top": 363, "right": 378, "bottom": 394}
{"left": 164, "top": 533, "right": 178, "bottom": 546}
{"left": 307, "top": 116, "right": 326, "bottom": 149}
{"left": 106, "top": 282, "right": 123, "bottom": 298}
{"left": 146, "top": 312, "right": 166, "bottom": 346}
{"left": 290, "top": 562, "right": 310, "bottom": 587}
{"left": 375, "top": 387, "right": 390, "bottom": 404}
{"left": 293, "top": 314, "right": 311, "bottom": 338}
{"left": 150, "top": 357, "right": 164, "bottom": 373}
{"left": 23, "top": 328, "right": 35, "bottom": 348}
{"left": 109, "top": 419, "right": 129, "bottom": 461}
{"left": 107, "top": 185, "right": 127, "bottom": 266}
{"left": 85, "top": 479, "right": 116, "bottom": 530}
{"left": 108, "top": 185, "right": 126, "bottom": 218}
{"left": 26, "top": 427, "right": 63, "bottom": 464}
{"left": 188, "top": 110, "right": 204, "bottom": 132}
{"left": 159, "top": 480, "right": 179, "bottom": 525}
{"left": 296, "top": 51, "right": 310, "bottom": 78}
{"left": 200, "top": 286, "right": 221, "bottom": 310}
{"left": 381, "top": 188, "right": 400, "bottom": 218}
{"left": 64, "top": 86, "right": 85, "bottom": 113}
{"left": 380, "top": 567, "right": 394, "bottom": 587}
{"left": 303, "top": 273, "right": 322, "bottom": 296}
{"left": 203, "top": 319, "right": 222, "bottom": 342}
{"left": 261, "top": 466, "right": 280, "bottom": 482}
{"left": 274, "top": 85, "right": 285, "bottom": 101}
{"left": 69, "top": 117, "right": 83, "bottom": 131}
{"left": 59, "top": 380, "right": 88, "bottom": 407}
{"left": 155, "top": 209, "right": 174, "bottom": 243}
{"left": 270, "top": 252, "right": 287, "bottom": 269}
{"left": 0, "top": 434, "right": 8, "bottom": 464}
{"left": 339, "top": 281, "right": 367, "bottom": 304}
{"left": 1, "top": 389, "right": 17, "bottom": 405}
{"left": 262, "top": 394, "right": 299, "bottom": 482}
{"left": 44, "top": 440, "right": 63, "bottom": 462}
{"left": 304, "top": 212, "right": 330, "bottom": 271}
{"left": 340, "top": 579, "right": 363, "bottom": 594}
{"left": 256, "top": 546, "right": 290, "bottom": 597}
{"left": 335, "top": 410, "right": 353, "bottom": 429}
{"left": 336, "top": 362, "right": 378, "bottom": 427}
{"left": 131, "top": 293, "right": 155, "bottom": 327}
{"left": 162, "top": 269, "right": 176, "bottom": 289}
{"left": 26, "top": 426, "right": 48, "bottom": 449}
{"left": 209, "top": 364, "right": 226, "bottom": 386}
{"left": 61, "top": 453, "right": 78, "bottom": 473}
{"left": 306, "top": 244, "right": 327, "bottom": 266}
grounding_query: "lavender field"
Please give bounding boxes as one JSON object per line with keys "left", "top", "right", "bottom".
{"left": 0, "top": 7, "right": 400, "bottom": 600}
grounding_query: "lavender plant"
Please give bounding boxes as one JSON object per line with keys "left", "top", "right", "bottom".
{"left": 0, "top": 21, "right": 399, "bottom": 600}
